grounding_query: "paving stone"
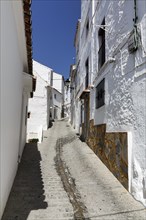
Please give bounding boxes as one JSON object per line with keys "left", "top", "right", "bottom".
{"left": 2, "top": 120, "right": 146, "bottom": 220}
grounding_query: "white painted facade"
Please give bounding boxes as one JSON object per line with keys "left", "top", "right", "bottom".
{"left": 72, "top": 0, "right": 146, "bottom": 206}
{"left": 72, "top": 1, "right": 95, "bottom": 134}
{"left": 51, "top": 88, "right": 63, "bottom": 120}
{"left": 0, "top": 0, "right": 33, "bottom": 217}
{"left": 51, "top": 71, "right": 64, "bottom": 119}
{"left": 27, "top": 62, "right": 52, "bottom": 142}
{"left": 70, "top": 65, "right": 78, "bottom": 129}
{"left": 27, "top": 61, "right": 64, "bottom": 142}
{"left": 52, "top": 71, "right": 64, "bottom": 94}
{"left": 64, "top": 83, "right": 71, "bottom": 119}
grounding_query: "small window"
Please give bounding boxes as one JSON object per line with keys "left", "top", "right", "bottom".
{"left": 54, "top": 94, "right": 56, "bottom": 99}
{"left": 85, "top": 58, "right": 89, "bottom": 89}
{"left": 25, "top": 106, "right": 28, "bottom": 125}
{"left": 96, "top": 78, "right": 105, "bottom": 109}
{"left": 98, "top": 18, "right": 105, "bottom": 70}
{"left": 86, "top": 19, "right": 89, "bottom": 38}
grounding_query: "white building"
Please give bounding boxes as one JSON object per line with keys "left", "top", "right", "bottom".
{"left": 27, "top": 61, "right": 52, "bottom": 142}
{"left": 51, "top": 87, "right": 63, "bottom": 120}
{"left": 64, "top": 79, "right": 71, "bottom": 119}
{"left": 69, "top": 65, "right": 80, "bottom": 130}
{"left": 51, "top": 71, "right": 64, "bottom": 119}
{"left": 0, "top": 0, "right": 34, "bottom": 217}
{"left": 27, "top": 61, "right": 64, "bottom": 142}
{"left": 71, "top": 0, "right": 146, "bottom": 206}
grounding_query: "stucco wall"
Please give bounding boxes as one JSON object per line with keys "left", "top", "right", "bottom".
{"left": 19, "top": 92, "right": 29, "bottom": 159}
{"left": 72, "top": 0, "right": 146, "bottom": 206}
{"left": 0, "top": 1, "right": 29, "bottom": 217}
{"left": 73, "top": 0, "right": 94, "bottom": 133}
{"left": 79, "top": 1, "right": 93, "bottom": 88}
{"left": 105, "top": 53, "right": 146, "bottom": 206}
{"left": 27, "top": 61, "right": 64, "bottom": 142}
{"left": 27, "top": 71, "right": 48, "bottom": 142}
{"left": 52, "top": 89, "right": 63, "bottom": 120}
{"left": 33, "top": 60, "right": 52, "bottom": 83}
{"left": 91, "top": 0, "right": 146, "bottom": 206}
{"left": 64, "top": 86, "right": 71, "bottom": 118}
{"left": 52, "top": 72, "right": 63, "bottom": 94}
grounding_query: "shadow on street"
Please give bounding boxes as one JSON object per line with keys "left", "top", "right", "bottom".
{"left": 2, "top": 143, "right": 48, "bottom": 220}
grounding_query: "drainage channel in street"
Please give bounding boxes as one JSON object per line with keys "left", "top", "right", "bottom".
{"left": 54, "top": 135, "right": 91, "bottom": 220}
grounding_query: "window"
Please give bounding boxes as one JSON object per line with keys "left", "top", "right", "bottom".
{"left": 96, "top": 78, "right": 105, "bottom": 109}
{"left": 54, "top": 94, "right": 56, "bottom": 99}
{"left": 98, "top": 18, "right": 105, "bottom": 70}
{"left": 85, "top": 58, "right": 89, "bottom": 89}
{"left": 86, "top": 19, "right": 89, "bottom": 38}
{"left": 25, "top": 106, "right": 28, "bottom": 126}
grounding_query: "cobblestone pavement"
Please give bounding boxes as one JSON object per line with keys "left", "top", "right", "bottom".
{"left": 2, "top": 120, "right": 146, "bottom": 220}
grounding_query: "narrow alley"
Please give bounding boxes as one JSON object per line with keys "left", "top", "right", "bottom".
{"left": 2, "top": 120, "right": 146, "bottom": 220}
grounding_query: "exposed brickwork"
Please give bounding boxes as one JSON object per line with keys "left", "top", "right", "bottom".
{"left": 86, "top": 120, "right": 128, "bottom": 190}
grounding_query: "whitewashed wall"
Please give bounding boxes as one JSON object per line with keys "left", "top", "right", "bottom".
{"left": 79, "top": 0, "right": 93, "bottom": 90}
{"left": 0, "top": 1, "right": 32, "bottom": 217}
{"left": 51, "top": 89, "right": 63, "bottom": 120}
{"left": 73, "top": 0, "right": 146, "bottom": 206}
{"left": 52, "top": 72, "right": 63, "bottom": 94}
{"left": 19, "top": 91, "right": 30, "bottom": 158}
{"left": 91, "top": 0, "right": 146, "bottom": 206}
{"left": 33, "top": 60, "right": 52, "bottom": 83}
{"left": 27, "top": 68, "right": 50, "bottom": 142}
{"left": 72, "top": 0, "right": 94, "bottom": 132}
{"left": 27, "top": 61, "right": 64, "bottom": 142}
{"left": 64, "top": 86, "right": 71, "bottom": 118}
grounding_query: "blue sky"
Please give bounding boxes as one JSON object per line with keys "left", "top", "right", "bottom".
{"left": 32, "top": 0, "right": 81, "bottom": 79}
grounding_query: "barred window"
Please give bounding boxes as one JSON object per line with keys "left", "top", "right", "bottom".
{"left": 96, "top": 78, "right": 105, "bottom": 109}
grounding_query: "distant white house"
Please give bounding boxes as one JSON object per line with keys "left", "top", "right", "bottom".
{"left": 50, "top": 87, "right": 64, "bottom": 120}
{"left": 0, "top": 0, "right": 34, "bottom": 218}
{"left": 51, "top": 70, "right": 64, "bottom": 120}
{"left": 27, "top": 60, "right": 64, "bottom": 142}
{"left": 64, "top": 81, "right": 71, "bottom": 119}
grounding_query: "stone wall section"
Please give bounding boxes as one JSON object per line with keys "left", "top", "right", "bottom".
{"left": 86, "top": 120, "right": 128, "bottom": 189}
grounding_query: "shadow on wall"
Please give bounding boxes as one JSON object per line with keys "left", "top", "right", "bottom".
{"left": 48, "top": 119, "right": 54, "bottom": 129}
{"left": 2, "top": 143, "right": 48, "bottom": 220}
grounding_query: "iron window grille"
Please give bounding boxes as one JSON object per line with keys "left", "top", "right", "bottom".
{"left": 96, "top": 78, "right": 105, "bottom": 109}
